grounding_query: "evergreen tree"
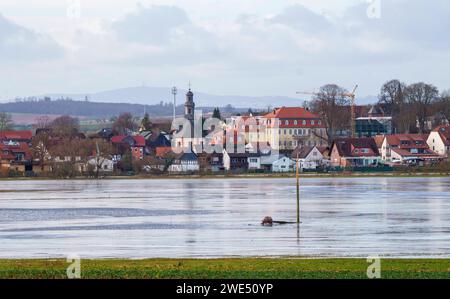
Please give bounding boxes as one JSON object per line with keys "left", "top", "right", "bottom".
{"left": 212, "top": 108, "right": 222, "bottom": 120}
{"left": 140, "top": 113, "right": 152, "bottom": 131}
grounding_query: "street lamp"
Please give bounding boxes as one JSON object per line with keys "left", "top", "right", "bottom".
{"left": 171, "top": 86, "right": 177, "bottom": 121}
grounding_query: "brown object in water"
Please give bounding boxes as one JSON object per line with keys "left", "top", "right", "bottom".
{"left": 261, "top": 216, "right": 273, "bottom": 226}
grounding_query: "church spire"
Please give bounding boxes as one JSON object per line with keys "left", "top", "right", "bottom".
{"left": 185, "top": 82, "right": 195, "bottom": 122}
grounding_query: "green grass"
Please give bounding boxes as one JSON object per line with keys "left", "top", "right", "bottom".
{"left": 1, "top": 258, "right": 450, "bottom": 279}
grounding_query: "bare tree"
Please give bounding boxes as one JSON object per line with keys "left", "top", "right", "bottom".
{"left": 87, "top": 139, "right": 114, "bottom": 178}
{"left": 310, "top": 84, "right": 351, "bottom": 145}
{"left": 112, "top": 112, "right": 138, "bottom": 135}
{"left": 31, "top": 130, "right": 51, "bottom": 172}
{"left": 378, "top": 79, "right": 412, "bottom": 133}
{"left": 0, "top": 112, "right": 13, "bottom": 131}
{"left": 51, "top": 115, "right": 80, "bottom": 138}
{"left": 434, "top": 91, "right": 450, "bottom": 125}
{"left": 35, "top": 115, "right": 51, "bottom": 129}
{"left": 405, "top": 82, "right": 439, "bottom": 133}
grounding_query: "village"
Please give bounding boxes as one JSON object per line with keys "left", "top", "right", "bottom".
{"left": 1, "top": 83, "right": 449, "bottom": 178}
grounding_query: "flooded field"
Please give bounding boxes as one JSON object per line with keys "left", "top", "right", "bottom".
{"left": 0, "top": 177, "right": 449, "bottom": 259}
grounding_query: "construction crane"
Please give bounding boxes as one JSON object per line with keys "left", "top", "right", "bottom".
{"left": 296, "top": 84, "right": 359, "bottom": 137}
{"left": 344, "top": 85, "right": 358, "bottom": 138}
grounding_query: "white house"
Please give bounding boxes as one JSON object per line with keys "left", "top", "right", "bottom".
{"left": 427, "top": 125, "right": 450, "bottom": 157}
{"left": 272, "top": 156, "right": 294, "bottom": 172}
{"left": 87, "top": 157, "right": 114, "bottom": 173}
{"left": 260, "top": 154, "right": 293, "bottom": 172}
{"left": 169, "top": 153, "right": 200, "bottom": 173}
{"left": 292, "top": 146, "right": 327, "bottom": 171}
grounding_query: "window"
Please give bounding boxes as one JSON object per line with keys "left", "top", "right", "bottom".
{"left": 285, "top": 120, "right": 289, "bottom": 125}
{"left": 318, "top": 120, "right": 322, "bottom": 125}
{"left": 302, "top": 120, "right": 306, "bottom": 125}
{"left": 311, "top": 120, "right": 315, "bottom": 125}
{"left": 289, "top": 129, "right": 292, "bottom": 135}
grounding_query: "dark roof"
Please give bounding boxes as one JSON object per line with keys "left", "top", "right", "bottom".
{"left": 147, "top": 133, "right": 171, "bottom": 148}
{"left": 292, "top": 146, "right": 314, "bottom": 159}
{"left": 332, "top": 138, "right": 380, "bottom": 157}
{"left": 175, "top": 152, "right": 198, "bottom": 161}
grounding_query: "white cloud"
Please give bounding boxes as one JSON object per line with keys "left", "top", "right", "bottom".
{"left": 0, "top": 13, "right": 63, "bottom": 64}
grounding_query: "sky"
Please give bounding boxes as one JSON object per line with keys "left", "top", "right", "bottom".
{"left": 0, "top": 0, "right": 449, "bottom": 101}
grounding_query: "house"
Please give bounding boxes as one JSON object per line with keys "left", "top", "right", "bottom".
{"left": 143, "top": 131, "right": 171, "bottom": 155}
{"left": 381, "top": 134, "right": 442, "bottom": 165}
{"left": 292, "top": 146, "right": 327, "bottom": 171}
{"left": 263, "top": 107, "right": 328, "bottom": 151}
{"left": 198, "top": 152, "right": 224, "bottom": 173}
{"left": 86, "top": 156, "right": 114, "bottom": 173}
{"left": 223, "top": 148, "right": 256, "bottom": 172}
{"left": 111, "top": 135, "right": 146, "bottom": 160}
{"left": 427, "top": 125, "right": 450, "bottom": 157}
{"left": 373, "top": 135, "right": 385, "bottom": 155}
{"left": 0, "top": 140, "right": 33, "bottom": 175}
{"left": 261, "top": 154, "right": 293, "bottom": 172}
{"left": 330, "top": 138, "right": 381, "bottom": 167}
{"left": 169, "top": 152, "right": 199, "bottom": 173}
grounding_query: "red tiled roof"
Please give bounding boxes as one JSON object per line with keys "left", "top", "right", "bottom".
{"left": 264, "top": 107, "right": 320, "bottom": 119}
{"left": 111, "top": 135, "right": 126, "bottom": 143}
{"left": 263, "top": 107, "right": 326, "bottom": 128}
{"left": 0, "top": 131, "right": 32, "bottom": 141}
{"left": 385, "top": 134, "right": 429, "bottom": 149}
{"left": 111, "top": 135, "right": 145, "bottom": 147}
{"left": 132, "top": 136, "right": 145, "bottom": 147}
{"left": 373, "top": 135, "right": 385, "bottom": 149}
{"left": 155, "top": 147, "right": 173, "bottom": 158}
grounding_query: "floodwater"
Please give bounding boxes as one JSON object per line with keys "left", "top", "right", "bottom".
{"left": 0, "top": 177, "right": 449, "bottom": 259}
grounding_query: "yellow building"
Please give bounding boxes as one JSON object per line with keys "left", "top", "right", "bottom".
{"left": 263, "top": 107, "right": 328, "bottom": 151}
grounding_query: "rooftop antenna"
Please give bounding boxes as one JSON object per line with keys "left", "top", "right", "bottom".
{"left": 171, "top": 86, "right": 178, "bottom": 121}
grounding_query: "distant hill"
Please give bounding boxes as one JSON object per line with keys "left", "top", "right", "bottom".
{"left": 0, "top": 99, "right": 250, "bottom": 122}
{"left": 31, "top": 86, "right": 306, "bottom": 109}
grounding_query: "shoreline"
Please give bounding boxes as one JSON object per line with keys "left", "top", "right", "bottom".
{"left": 0, "top": 172, "right": 449, "bottom": 181}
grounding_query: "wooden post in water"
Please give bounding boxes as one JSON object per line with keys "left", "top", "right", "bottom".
{"left": 296, "top": 154, "right": 300, "bottom": 224}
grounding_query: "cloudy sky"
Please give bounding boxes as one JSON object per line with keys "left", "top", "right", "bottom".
{"left": 0, "top": 0, "right": 449, "bottom": 101}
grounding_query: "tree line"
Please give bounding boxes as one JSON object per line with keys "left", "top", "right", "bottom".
{"left": 307, "top": 80, "right": 450, "bottom": 144}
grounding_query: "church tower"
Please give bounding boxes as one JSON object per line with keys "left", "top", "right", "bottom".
{"left": 184, "top": 84, "right": 195, "bottom": 122}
